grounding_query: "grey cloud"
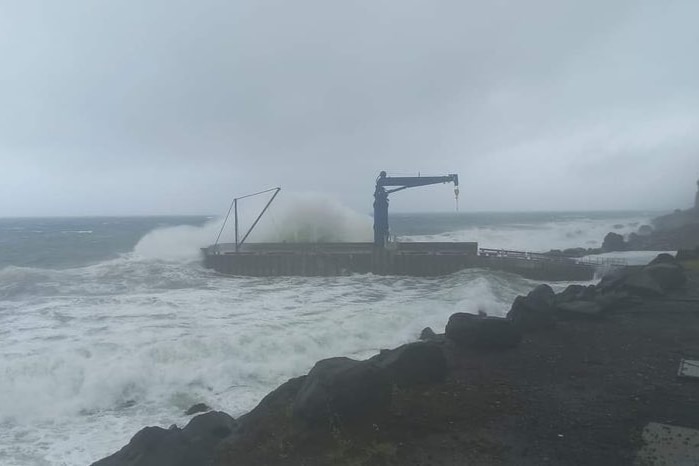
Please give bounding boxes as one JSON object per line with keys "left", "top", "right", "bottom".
{"left": 1, "top": 0, "right": 698, "bottom": 216}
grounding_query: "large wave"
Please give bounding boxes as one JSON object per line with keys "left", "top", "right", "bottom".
{"left": 0, "top": 267, "right": 531, "bottom": 465}
{"left": 251, "top": 193, "right": 373, "bottom": 243}
{"left": 130, "top": 193, "right": 372, "bottom": 263}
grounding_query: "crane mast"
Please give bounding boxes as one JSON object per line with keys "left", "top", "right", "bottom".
{"left": 373, "top": 171, "right": 459, "bottom": 247}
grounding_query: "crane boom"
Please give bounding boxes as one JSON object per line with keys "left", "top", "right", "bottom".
{"left": 373, "top": 171, "right": 459, "bottom": 247}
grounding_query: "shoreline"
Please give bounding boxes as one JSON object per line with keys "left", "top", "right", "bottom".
{"left": 93, "top": 252, "right": 699, "bottom": 465}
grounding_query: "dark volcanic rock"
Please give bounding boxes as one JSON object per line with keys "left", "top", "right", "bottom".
{"left": 528, "top": 284, "right": 556, "bottom": 305}
{"left": 92, "top": 411, "right": 237, "bottom": 466}
{"left": 608, "top": 268, "right": 664, "bottom": 297}
{"left": 419, "top": 326, "right": 438, "bottom": 341}
{"left": 628, "top": 222, "right": 699, "bottom": 250}
{"left": 602, "top": 232, "right": 626, "bottom": 252}
{"left": 292, "top": 357, "right": 391, "bottom": 426}
{"left": 506, "top": 284, "right": 557, "bottom": 331}
{"left": 446, "top": 313, "right": 522, "bottom": 349}
{"left": 556, "top": 300, "right": 605, "bottom": 319}
{"left": 556, "top": 284, "right": 597, "bottom": 304}
{"left": 597, "top": 254, "right": 687, "bottom": 300}
{"left": 638, "top": 224, "right": 653, "bottom": 236}
{"left": 371, "top": 341, "right": 448, "bottom": 387}
{"left": 185, "top": 403, "right": 211, "bottom": 416}
{"left": 554, "top": 284, "right": 605, "bottom": 319}
{"left": 648, "top": 253, "right": 677, "bottom": 266}
{"left": 645, "top": 263, "right": 687, "bottom": 291}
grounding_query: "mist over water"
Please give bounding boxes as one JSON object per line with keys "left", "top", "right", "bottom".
{"left": 252, "top": 194, "right": 373, "bottom": 243}
{"left": 0, "top": 208, "right": 656, "bottom": 465}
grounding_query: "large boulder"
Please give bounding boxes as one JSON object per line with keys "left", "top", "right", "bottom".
{"left": 645, "top": 263, "right": 687, "bottom": 291}
{"left": 555, "top": 284, "right": 597, "bottom": 304}
{"left": 602, "top": 232, "right": 626, "bottom": 252}
{"left": 419, "top": 326, "right": 438, "bottom": 341}
{"left": 609, "top": 268, "right": 664, "bottom": 297}
{"left": 596, "top": 254, "right": 687, "bottom": 300}
{"left": 555, "top": 284, "right": 605, "bottom": 319}
{"left": 446, "top": 313, "right": 521, "bottom": 349}
{"left": 506, "top": 284, "right": 557, "bottom": 331}
{"left": 370, "top": 341, "right": 448, "bottom": 387}
{"left": 292, "top": 357, "right": 391, "bottom": 426}
{"left": 92, "top": 411, "right": 237, "bottom": 466}
{"left": 648, "top": 253, "right": 677, "bottom": 266}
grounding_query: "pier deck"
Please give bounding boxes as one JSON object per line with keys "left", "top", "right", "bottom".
{"left": 202, "top": 242, "right": 613, "bottom": 281}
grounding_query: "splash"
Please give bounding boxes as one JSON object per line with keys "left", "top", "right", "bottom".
{"left": 131, "top": 194, "right": 372, "bottom": 262}
{"left": 132, "top": 221, "right": 222, "bottom": 261}
{"left": 249, "top": 193, "right": 373, "bottom": 243}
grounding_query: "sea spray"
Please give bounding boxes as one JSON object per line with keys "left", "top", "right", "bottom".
{"left": 131, "top": 194, "right": 372, "bottom": 262}
{"left": 133, "top": 222, "right": 221, "bottom": 261}
{"left": 250, "top": 193, "right": 373, "bottom": 243}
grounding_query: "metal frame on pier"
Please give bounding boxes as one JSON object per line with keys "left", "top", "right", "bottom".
{"left": 214, "top": 187, "right": 281, "bottom": 252}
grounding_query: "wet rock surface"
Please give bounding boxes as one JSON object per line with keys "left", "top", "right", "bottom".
{"left": 370, "top": 341, "right": 448, "bottom": 387}
{"left": 92, "top": 411, "right": 237, "bottom": 466}
{"left": 292, "top": 357, "right": 392, "bottom": 426}
{"left": 506, "top": 284, "right": 557, "bottom": 331}
{"left": 446, "top": 313, "right": 522, "bottom": 349}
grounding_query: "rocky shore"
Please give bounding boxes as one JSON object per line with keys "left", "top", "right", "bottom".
{"left": 93, "top": 252, "right": 699, "bottom": 466}
{"left": 548, "top": 183, "right": 699, "bottom": 258}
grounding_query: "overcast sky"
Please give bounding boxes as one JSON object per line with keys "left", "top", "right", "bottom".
{"left": 1, "top": 0, "right": 698, "bottom": 217}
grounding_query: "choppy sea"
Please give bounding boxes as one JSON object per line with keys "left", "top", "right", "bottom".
{"left": 0, "top": 209, "right": 664, "bottom": 465}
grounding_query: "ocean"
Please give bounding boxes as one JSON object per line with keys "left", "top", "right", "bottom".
{"left": 0, "top": 209, "right": 662, "bottom": 465}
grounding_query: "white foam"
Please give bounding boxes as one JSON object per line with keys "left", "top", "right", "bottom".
{"left": 132, "top": 221, "right": 222, "bottom": 261}
{"left": 401, "top": 215, "right": 652, "bottom": 252}
{"left": 0, "top": 261, "right": 528, "bottom": 465}
{"left": 250, "top": 193, "right": 373, "bottom": 243}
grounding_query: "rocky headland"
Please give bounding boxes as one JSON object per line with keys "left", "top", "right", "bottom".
{"left": 547, "top": 180, "right": 699, "bottom": 258}
{"left": 93, "top": 252, "right": 699, "bottom": 466}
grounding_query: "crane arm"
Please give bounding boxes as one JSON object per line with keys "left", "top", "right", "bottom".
{"left": 377, "top": 174, "right": 459, "bottom": 191}
{"left": 373, "top": 171, "right": 460, "bottom": 247}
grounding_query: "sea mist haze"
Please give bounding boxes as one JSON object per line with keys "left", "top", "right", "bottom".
{"left": 0, "top": 209, "right": 659, "bottom": 465}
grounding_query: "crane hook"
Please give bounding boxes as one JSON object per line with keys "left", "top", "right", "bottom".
{"left": 454, "top": 187, "right": 460, "bottom": 212}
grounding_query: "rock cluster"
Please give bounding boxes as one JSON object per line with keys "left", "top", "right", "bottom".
{"left": 548, "top": 181, "right": 699, "bottom": 256}
{"left": 506, "top": 254, "right": 687, "bottom": 332}
{"left": 93, "top": 411, "right": 237, "bottom": 466}
{"left": 446, "top": 313, "right": 521, "bottom": 348}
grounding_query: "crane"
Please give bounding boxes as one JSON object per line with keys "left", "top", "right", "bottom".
{"left": 373, "top": 171, "right": 459, "bottom": 247}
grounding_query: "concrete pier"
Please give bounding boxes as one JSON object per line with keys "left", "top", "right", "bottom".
{"left": 202, "top": 242, "right": 602, "bottom": 281}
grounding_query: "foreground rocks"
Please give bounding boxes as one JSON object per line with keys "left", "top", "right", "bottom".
{"left": 93, "top": 254, "right": 695, "bottom": 466}
{"left": 93, "top": 411, "right": 237, "bottom": 466}
{"left": 446, "top": 313, "right": 521, "bottom": 348}
{"left": 547, "top": 188, "right": 699, "bottom": 256}
{"left": 293, "top": 357, "right": 392, "bottom": 425}
{"left": 506, "top": 253, "right": 688, "bottom": 329}
{"left": 506, "top": 284, "right": 558, "bottom": 330}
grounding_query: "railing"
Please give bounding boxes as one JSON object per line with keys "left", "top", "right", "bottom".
{"left": 478, "top": 248, "right": 627, "bottom": 267}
